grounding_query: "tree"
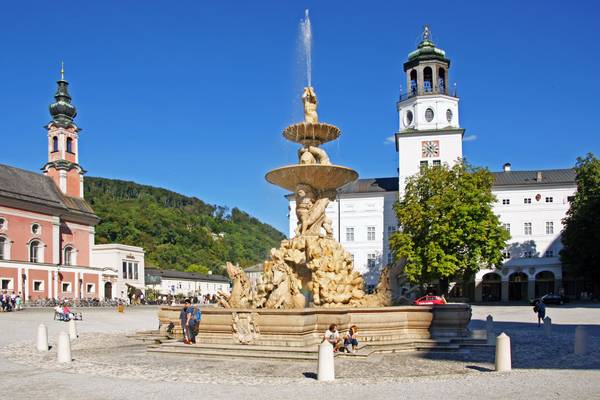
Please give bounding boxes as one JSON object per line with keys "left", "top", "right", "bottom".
{"left": 390, "top": 161, "right": 509, "bottom": 291}
{"left": 560, "top": 153, "right": 600, "bottom": 294}
{"left": 186, "top": 263, "right": 211, "bottom": 275}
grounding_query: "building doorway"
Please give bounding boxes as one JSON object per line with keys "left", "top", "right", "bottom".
{"left": 535, "top": 271, "right": 555, "bottom": 297}
{"left": 481, "top": 272, "right": 501, "bottom": 302}
{"left": 104, "top": 282, "right": 112, "bottom": 300}
{"left": 509, "top": 272, "right": 528, "bottom": 301}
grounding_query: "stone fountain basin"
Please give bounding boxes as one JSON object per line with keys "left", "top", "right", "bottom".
{"left": 157, "top": 304, "right": 472, "bottom": 348}
{"left": 266, "top": 164, "right": 358, "bottom": 192}
{"left": 283, "top": 122, "right": 340, "bottom": 146}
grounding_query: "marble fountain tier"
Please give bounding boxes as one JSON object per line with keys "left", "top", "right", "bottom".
{"left": 149, "top": 87, "right": 476, "bottom": 359}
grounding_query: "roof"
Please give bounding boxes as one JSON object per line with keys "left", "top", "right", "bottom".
{"left": 491, "top": 169, "right": 576, "bottom": 187}
{"left": 244, "top": 263, "right": 264, "bottom": 273}
{"left": 0, "top": 163, "right": 98, "bottom": 224}
{"left": 338, "top": 177, "right": 399, "bottom": 194}
{"left": 144, "top": 267, "right": 230, "bottom": 283}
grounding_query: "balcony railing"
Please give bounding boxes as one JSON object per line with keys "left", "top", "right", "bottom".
{"left": 398, "top": 84, "right": 458, "bottom": 102}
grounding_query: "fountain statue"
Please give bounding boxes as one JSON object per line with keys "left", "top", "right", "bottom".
{"left": 217, "top": 86, "right": 391, "bottom": 309}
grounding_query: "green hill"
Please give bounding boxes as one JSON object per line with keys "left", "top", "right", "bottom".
{"left": 84, "top": 177, "right": 286, "bottom": 274}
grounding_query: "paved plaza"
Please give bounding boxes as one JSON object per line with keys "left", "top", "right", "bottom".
{"left": 1, "top": 304, "right": 599, "bottom": 399}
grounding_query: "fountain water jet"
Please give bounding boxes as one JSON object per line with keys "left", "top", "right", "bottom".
{"left": 300, "top": 9, "right": 312, "bottom": 87}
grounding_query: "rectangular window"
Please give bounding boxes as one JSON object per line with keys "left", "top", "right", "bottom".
{"left": 128, "top": 262, "right": 133, "bottom": 280}
{"left": 524, "top": 222, "right": 532, "bottom": 235}
{"left": 502, "top": 250, "right": 510, "bottom": 259}
{"left": 86, "top": 283, "right": 95, "bottom": 293}
{"left": 122, "top": 261, "right": 127, "bottom": 279}
{"left": 1, "top": 278, "right": 13, "bottom": 290}
{"left": 62, "top": 282, "right": 71, "bottom": 292}
{"left": 524, "top": 198, "right": 531, "bottom": 204}
{"left": 432, "top": 160, "right": 441, "bottom": 167}
{"left": 134, "top": 263, "right": 139, "bottom": 280}
{"left": 545, "top": 250, "right": 554, "bottom": 257}
{"left": 345, "top": 227, "right": 355, "bottom": 242}
{"left": 33, "top": 281, "right": 44, "bottom": 291}
{"left": 367, "top": 226, "right": 376, "bottom": 241}
{"left": 523, "top": 251, "right": 533, "bottom": 258}
{"left": 502, "top": 199, "right": 510, "bottom": 205}
{"left": 567, "top": 196, "right": 575, "bottom": 202}
{"left": 367, "top": 253, "right": 376, "bottom": 269}
{"left": 420, "top": 160, "right": 428, "bottom": 168}
{"left": 0, "top": 238, "right": 4, "bottom": 260}
{"left": 546, "top": 222, "right": 554, "bottom": 234}
{"left": 545, "top": 197, "right": 553, "bottom": 203}
{"left": 502, "top": 223, "right": 510, "bottom": 234}
{"left": 387, "top": 225, "right": 397, "bottom": 237}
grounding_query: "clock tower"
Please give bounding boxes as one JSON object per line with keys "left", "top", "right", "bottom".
{"left": 395, "top": 26, "right": 464, "bottom": 197}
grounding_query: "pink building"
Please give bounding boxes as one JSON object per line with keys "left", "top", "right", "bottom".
{"left": 0, "top": 71, "right": 116, "bottom": 301}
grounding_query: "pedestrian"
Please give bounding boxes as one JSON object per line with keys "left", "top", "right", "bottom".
{"left": 533, "top": 300, "right": 546, "bottom": 327}
{"left": 180, "top": 299, "right": 192, "bottom": 344}
{"left": 187, "top": 302, "right": 202, "bottom": 344}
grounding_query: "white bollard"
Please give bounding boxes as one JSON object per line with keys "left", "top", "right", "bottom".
{"left": 574, "top": 326, "right": 588, "bottom": 355}
{"left": 317, "top": 340, "right": 335, "bottom": 381}
{"left": 69, "top": 319, "right": 78, "bottom": 340}
{"left": 495, "top": 332, "right": 511, "bottom": 372}
{"left": 486, "top": 315, "right": 495, "bottom": 345}
{"left": 57, "top": 331, "right": 72, "bottom": 363}
{"left": 36, "top": 324, "right": 49, "bottom": 352}
{"left": 543, "top": 316, "right": 552, "bottom": 337}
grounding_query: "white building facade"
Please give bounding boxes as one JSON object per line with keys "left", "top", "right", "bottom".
{"left": 91, "top": 244, "right": 146, "bottom": 300}
{"left": 144, "top": 268, "right": 230, "bottom": 297}
{"left": 286, "top": 27, "right": 577, "bottom": 301}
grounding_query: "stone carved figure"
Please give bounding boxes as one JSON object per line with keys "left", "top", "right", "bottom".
{"left": 295, "top": 184, "right": 334, "bottom": 238}
{"left": 232, "top": 312, "right": 260, "bottom": 344}
{"left": 217, "top": 262, "right": 252, "bottom": 308}
{"left": 302, "top": 86, "right": 318, "bottom": 123}
{"left": 299, "top": 146, "right": 331, "bottom": 165}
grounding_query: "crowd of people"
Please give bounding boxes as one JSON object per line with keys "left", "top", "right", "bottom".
{"left": 1, "top": 291, "right": 23, "bottom": 312}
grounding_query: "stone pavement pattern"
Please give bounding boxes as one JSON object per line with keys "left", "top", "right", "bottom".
{"left": 1, "top": 305, "right": 599, "bottom": 399}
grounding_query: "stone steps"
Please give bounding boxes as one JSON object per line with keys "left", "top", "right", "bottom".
{"left": 148, "top": 342, "right": 321, "bottom": 361}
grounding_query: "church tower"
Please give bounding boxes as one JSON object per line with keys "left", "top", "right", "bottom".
{"left": 42, "top": 64, "right": 85, "bottom": 198}
{"left": 395, "top": 26, "right": 464, "bottom": 196}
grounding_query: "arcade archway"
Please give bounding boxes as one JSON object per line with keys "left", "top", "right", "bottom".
{"left": 104, "top": 282, "right": 112, "bottom": 300}
{"left": 509, "top": 272, "right": 529, "bottom": 301}
{"left": 535, "top": 271, "right": 555, "bottom": 297}
{"left": 481, "top": 272, "right": 501, "bottom": 302}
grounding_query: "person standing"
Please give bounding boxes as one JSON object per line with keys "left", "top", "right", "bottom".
{"left": 180, "top": 299, "right": 192, "bottom": 344}
{"left": 534, "top": 300, "right": 546, "bottom": 327}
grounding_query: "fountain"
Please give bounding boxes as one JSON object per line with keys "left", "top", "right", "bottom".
{"left": 150, "top": 12, "right": 475, "bottom": 357}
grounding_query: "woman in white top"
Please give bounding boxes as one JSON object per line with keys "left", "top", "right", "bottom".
{"left": 324, "top": 323, "right": 343, "bottom": 352}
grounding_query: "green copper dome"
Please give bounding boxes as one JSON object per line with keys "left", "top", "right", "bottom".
{"left": 49, "top": 67, "right": 77, "bottom": 128}
{"left": 404, "top": 26, "right": 450, "bottom": 70}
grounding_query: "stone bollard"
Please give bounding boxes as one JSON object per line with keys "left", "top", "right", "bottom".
{"left": 69, "top": 319, "right": 78, "bottom": 340}
{"left": 36, "top": 324, "right": 49, "bottom": 352}
{"left": 486, "top": 315, "right": 495, "bottom": 345}
{"left": 543, "top": 316, "right": 552, "bottom": 337}
{"left": 495, "top": 332, "right": 511, "bottom": 372}
{"left": 57, "top": 331, "right": 72, "bottom": 363}
{"left": 574, "top": 326, "right": 588, "bottom": 355}
{"left": 317, "top": 340, "right": 335, "bottom": 381}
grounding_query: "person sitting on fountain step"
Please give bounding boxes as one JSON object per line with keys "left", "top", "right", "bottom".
{"left": 344, "top": 325, "right": 359, "bottom": 353}
{"left": 324, "top": 323, "right": 343, "bottom": 352}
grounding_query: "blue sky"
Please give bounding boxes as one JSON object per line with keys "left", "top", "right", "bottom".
{"left": 1, "top": 1, "right": 598, "bottom": 234}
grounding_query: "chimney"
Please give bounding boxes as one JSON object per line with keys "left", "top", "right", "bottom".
{"left": 537, "top": 171, "right": 543, "bottom": 182}
{"left": 503, "top": 163, "right": 511, "bottom": 172}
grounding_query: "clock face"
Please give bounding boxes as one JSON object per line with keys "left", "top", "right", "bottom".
{"left": 421, "top": 140, "right": 440, "bottom": 158}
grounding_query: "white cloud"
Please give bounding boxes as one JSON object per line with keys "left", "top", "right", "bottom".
{"left": 384, "top": 135, "right": 395, "bottom": 145}
{"left": 463, "top": 134, "right": 478, "bottom": 142}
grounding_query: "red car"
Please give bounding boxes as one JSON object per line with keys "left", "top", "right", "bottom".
{"left": 414, "top": 295, "right": 446, "bottom": 305}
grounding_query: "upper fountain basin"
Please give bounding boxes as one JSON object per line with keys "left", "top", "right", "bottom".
{"left": 265, "top": 164, "right": 358, "bottom": 192}
{"left": 283, "top": 122, "right": 340, "bottom": 146}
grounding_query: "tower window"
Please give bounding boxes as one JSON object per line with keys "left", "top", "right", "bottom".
{"left": 438, "top": 68, "right": 446, "bottom": 94}
{"left": 66, "top": 137, "right": 73, "bottom": 153}
{"left": 425, "top": 108, "right": 434, "bottom": 122}
{"left": 52, "top": 136, "right": 58, "bottom": 152}
{"left": 423, "top": 67, "right": 433, "bottom": 92}
{"left": 410, "top": 70, "right": 417, "bottom": 95}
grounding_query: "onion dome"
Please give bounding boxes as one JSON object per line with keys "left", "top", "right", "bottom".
{"left": 49, "top": 62, "right": 77, "bottom": 128}
{"left": 404, "top": 25, "right": 450, "bottom": 69}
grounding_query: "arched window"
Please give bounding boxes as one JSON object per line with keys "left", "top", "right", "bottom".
{"left": 410, "top": 70, "right": 417, "bottom": 95}
{"left": 0, "top": 237, "right": 5, "bottom": 260}
{"left": 30, "top": 240, "right": 40, "bottom": 263}
{"left": 52, "top": 136, "right": 59, "bottom": 152}
{"left": 423, "top": 67, "right": 433, "bottom": 92}
{"left": 66, "top": 137, "right": 73, "bottom": 153}
{"left": 438, "top": 68, "right": 446, "bottom": 94}
{"left": 64, "top": 246, "right": 74, "bottom": 266}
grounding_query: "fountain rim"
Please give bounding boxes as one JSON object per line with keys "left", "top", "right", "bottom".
{"left": 282, "top": 121, "right": 341, "bottom": 146}
{"left": 265, "top": 164, "right": 358, "bottom": 193}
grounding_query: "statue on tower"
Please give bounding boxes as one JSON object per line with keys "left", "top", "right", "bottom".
{"left": 423, "top": 25, "right": 431, "bottom": 41}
